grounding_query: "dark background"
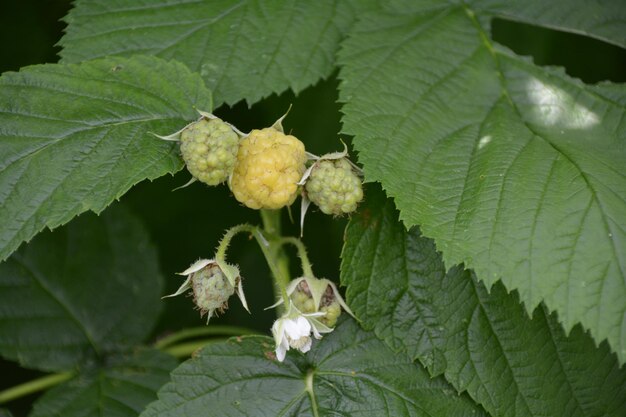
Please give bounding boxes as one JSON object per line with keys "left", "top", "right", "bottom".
{"left": 1, "top": 1, "right": 625, "bottom": 416}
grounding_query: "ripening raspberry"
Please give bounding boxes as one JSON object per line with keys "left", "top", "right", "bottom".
{"left": 230, "top": 128, "right": 306, "bottom": 209}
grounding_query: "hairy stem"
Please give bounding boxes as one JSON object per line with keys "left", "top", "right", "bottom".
{"left": 215, "top": 223, "right": 257, "bottom": 263}
{"left": 260, "top": 209, "right": 291, "bottom": 313}
{"left": 279, "top": 236, "right": 314, "bottom": 278}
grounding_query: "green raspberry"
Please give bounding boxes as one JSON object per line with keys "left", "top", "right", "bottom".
{"left": 320, "top": 302, "right": 341, "bottom": 328}
{"left": 191, "top": 264, "right": 236, "bottom": 318}
{"left": 305, "top": 158, "right": 363, "bottom": 216}
{"left": 291, "top": 280, "right": 342, "bottom": 327}
{"left": 180, "top": 118, "right": 239, "bottom": 186}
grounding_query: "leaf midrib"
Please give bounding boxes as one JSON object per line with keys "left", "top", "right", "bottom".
{"left": 11, "top": 254, "right": 100, "bottom": 358}
{"left": 0, "top": 116, "right": 175, "bottom": 175}
{"left": 315, "top": 370, "right": 438, "bottom": 417}
{"left": 462, "top": 4, "right": 626, "bottom": 324}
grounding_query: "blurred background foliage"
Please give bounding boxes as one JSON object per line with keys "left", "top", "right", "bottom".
{"left": 0, "top": 1, "right": 624, "bottom": 416}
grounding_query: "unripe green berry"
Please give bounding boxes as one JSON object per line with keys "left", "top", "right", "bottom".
{"left": 191, "top": 264, "right": 236, "bottom": 317}
{"left": 180, "top": 118, "right": 239, "bottom": 185}
{"left": 291, "top": 280, "right": 342, "bottom": 327}
{"left": 320, "top": 301, "right": 341, "bottom": 328}
{"left": 305, "top": 158, "right": 363, "bottom": 216}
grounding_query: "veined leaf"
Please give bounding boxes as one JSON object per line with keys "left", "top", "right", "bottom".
{"left": 0, "top": 55, "right": 212, "bottom": 262}
{"left": 341, "top": 186, "right": 626, "bottom": 417}
{"left": 30, "top": 349, "right": 176, "bottom": 417}
{"left": 141, "top": 318, "right": 486, "bottom": 417}
{"left": 385, "top": 0, "right": 626, "bottom": 48}
{"left": 0, "top": 204, "right": 163, "bottom": 371}
{"left": 60, "top": 0, "right": 373, "bottom": 106}
{"left": 339, "top": 1, "right": 626, "bottom": 362}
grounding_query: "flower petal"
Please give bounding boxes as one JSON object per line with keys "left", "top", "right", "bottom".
{"left": 283, "top": 318, "right": 301, "bottom": 339}
{"left": 299, "top": 337, "right": 312, "bottom": 353}
{"left": 295, "top": 316, "right": 312, "bottom": 338}
{"left": 276, "top": 344, "right": 287, "bottom": 362}
{"left": 271, "top": 319, "right": 285, "bottom": 347}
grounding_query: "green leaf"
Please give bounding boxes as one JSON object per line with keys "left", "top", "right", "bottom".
{"left": 341, "top": 185, "right": 626, "bottom": 417}
{"left": 385, "top": 0, "right": 626, "bottom": 48}
{"left": 0, "top": 55, "right": 211, "bottom": 262}
{"left": 0, "top": 408, "right": 13, "bottom": 417}
{"left": 59, "top": 0, "right": 373, "bottom": 106}
{"left": 339, "top": 2, "right": 626, "bottom": 362}
{"left": 30, "top": 349, "right": 176, "bottom": 417}
{"left": 141, "top": 318, "right": 486, "bottom": 417}
{"left": 0, "top": 204, "right": 163, "bottom": 371}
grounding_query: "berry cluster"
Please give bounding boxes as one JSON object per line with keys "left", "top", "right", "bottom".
{"left": 155, "top": 109, "right": 363, "bottom": 217}
{"left": 158, "top": 110, "right": 362, "bottom": 362}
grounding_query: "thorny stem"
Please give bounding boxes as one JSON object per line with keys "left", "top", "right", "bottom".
{"left": 0, "top": 371, "right": 74, "bottom": 405}
{"left": 215, "top": 220, "right": 291, "bottom": 311}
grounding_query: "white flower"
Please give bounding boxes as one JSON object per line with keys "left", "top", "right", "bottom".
{"left": 271, "top": 302, "right": 332, "bottom": 362}
{"left": 162, "top": 258, "right": 248, "bottom": 323}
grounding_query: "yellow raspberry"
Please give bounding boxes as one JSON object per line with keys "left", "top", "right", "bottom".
{"left": 230, "top": 128, "right": 306, "bottom": 209}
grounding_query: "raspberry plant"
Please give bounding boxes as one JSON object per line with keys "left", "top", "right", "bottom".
{"left": 1, "top": 1, "right": 625, "bottom": 416}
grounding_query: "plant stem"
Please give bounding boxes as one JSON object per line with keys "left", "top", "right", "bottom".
{"left": 260, "top": 209, "right": 291, "bottom": 313}
{"left": 214, "top": 220, "right": 290, "bottom": 310}
{"left": 279, "top": 236, "right": 314, "bottom": 277}
{"left": 162, "top": 338, "right": 228, "bottom": 358}
{"left": 215, "top": 223, "right": 257, "bottom": 263}
{"left": 305, "top": 368, "right": 320, "bottom": 417}
{"left": 0, "top": 371, "right": 74, "bottom": 405}
{"left": 154, "top": 325, "right": 258, "bottom": 350}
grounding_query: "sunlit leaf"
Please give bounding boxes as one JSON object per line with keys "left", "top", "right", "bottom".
{"left": 339, "top": 0, "right": 626, "bottom": 362}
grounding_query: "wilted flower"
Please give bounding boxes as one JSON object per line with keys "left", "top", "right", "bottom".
{"left": 271, "top": 301, "right": 332, "bottom": 362}
{"left": 163, "top": 258, "right": 248, "bottom": 323}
